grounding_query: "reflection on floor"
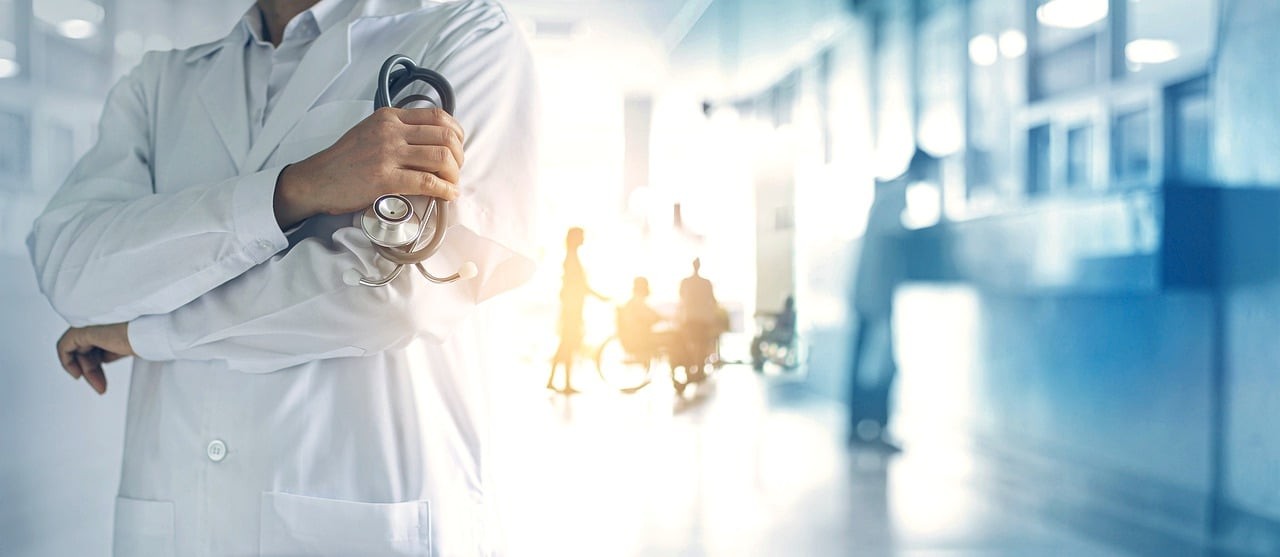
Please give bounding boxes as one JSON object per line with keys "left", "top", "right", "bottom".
{"left": 488, "top": 364, "right": 1127, "bottom": 557}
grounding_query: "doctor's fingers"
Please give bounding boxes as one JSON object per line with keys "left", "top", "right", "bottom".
{"left": 56, "top": 328, "right": 90, "bottom": 380}
{"left": 74, "top": 351, "right": 107, "bottom": 395}
{"left": 386, "top": 167, "right": 457, "bottom": 201}
{"left": 397, "top": 145, "right": 461, "bottom": 184}
{"left": 56, "top": 341, "right": 83, "bottom": 380}
{"left": 400, "top": 125, "right": 464, "bottom": 167}
{"left": 390, "top": 108, "right": 465, "bottom": 144}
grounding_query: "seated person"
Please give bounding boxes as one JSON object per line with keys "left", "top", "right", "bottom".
{"left": 768, "top": 295, "right": 796, "bottom": 344}
{"left": 617, "top": 277, "right": 663, "bottom": 357}
{"left": 752, "top": 295, "right": 796, "bottom": 370}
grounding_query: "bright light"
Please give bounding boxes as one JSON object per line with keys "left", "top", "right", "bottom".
{"left": 999, "top": 29, "right": 1027, "bottom": 58}
{"left": 1036, "top": 0, "right": 1109, "bottom": 29}
{"left": 708, "top": 105, "right": 739, "bottom": 126}
{"left": 968, "top": 34, "right": 998, "bottom": 67}
{"left": 0, "top": 59, "right": 19, "bottom": 79}
{"left": 1125, "top": 39, "right": 1180, "bottom": 64}
{"left": 902, "top": 181, "right": 942, "bottom": 230}
{"left": 626, "top": 186, "right": 653, "bottom": 218}
{"left": 57, "top": 19, "right": 97, "bottom": 39}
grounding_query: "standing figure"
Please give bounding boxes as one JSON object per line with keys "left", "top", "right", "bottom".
{"left": 848, "top": 148, "right": 937, "bottom": 451}
{"left": 676, "top": 258, "right": 721, "bottom": 379}
{"left": 548, "top": 227, "right": 606, "bottom": 394}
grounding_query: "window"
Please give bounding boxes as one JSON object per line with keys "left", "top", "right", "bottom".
{"left": 1066, "top": 124, "right": 1093, "bottom": 188}
{"left": 0, "top": 110, "right": 30, "bottom": 189}
{"left": 1028, "top": 124, "right": 1052, "bottom": 195}
{"left": 1166, "top": 76, "right": 1211, "bottom": 181}
{"left": 1112, "top": 108, "right": 1152, "bottom": 184}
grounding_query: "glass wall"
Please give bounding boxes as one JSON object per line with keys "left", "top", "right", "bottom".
{"left": 967, "top": 0, "right": 1026, "bottom": 207}
{"left": 926, "top": 0, "right": 1220, "bottom": 216}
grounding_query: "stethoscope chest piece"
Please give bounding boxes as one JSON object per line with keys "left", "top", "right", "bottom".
{"left": 361, "top": 194, "right": 424, "bottom": 248}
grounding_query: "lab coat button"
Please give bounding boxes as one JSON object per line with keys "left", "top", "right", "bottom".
{"left": 207, "top": 439, "right": 227, "bottom": 462}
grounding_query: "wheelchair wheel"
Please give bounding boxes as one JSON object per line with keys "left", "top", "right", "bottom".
{"left": 594, "top": 336, "right": 653, "bottom": 393}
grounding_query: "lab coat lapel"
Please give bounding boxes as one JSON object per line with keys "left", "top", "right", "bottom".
{"left": 243, "top": 19, "right": 354, "bottom": 171}
{"left": 197, "top": 40, "right": 250, "bottom": 173}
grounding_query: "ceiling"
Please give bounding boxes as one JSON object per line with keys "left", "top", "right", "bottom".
{"left": 501, "top": 0, "right": 700, "bottom": 46}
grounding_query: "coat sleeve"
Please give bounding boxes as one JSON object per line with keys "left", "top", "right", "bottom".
{"left": 27, "top": 53, "right": 290, "bottom": 327}
{"left": 126, "top": 18, "right": 539, "bottom": 373}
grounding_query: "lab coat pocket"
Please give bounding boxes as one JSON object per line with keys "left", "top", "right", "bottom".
{"left": 259, "top": 492, "right": 431, "bottom": 557}
{"left": 112, "top": 496, "right": 175, "bottom": 557}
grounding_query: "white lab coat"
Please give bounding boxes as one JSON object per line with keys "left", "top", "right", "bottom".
{"left": 26, "top": 0, "right": 537, "bottom": 555}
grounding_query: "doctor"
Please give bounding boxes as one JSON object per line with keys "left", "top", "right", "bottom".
{"left": 27, "top": 0, "right": 536, "bottom": 555}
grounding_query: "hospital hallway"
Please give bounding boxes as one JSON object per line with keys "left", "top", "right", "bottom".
{"left": 7, "top": 0, "right": 1280, "bottom": 555}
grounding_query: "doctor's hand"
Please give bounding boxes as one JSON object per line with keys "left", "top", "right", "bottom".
{"left": 274, "top": 107, "right": 466, "bottom": 229}
{"left": 56, "top": 323, "right": 134, "bottom": 395}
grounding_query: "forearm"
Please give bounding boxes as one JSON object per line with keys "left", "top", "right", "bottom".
{"left": 30, "top": 167, "right": 290, "bottom": 326}
{"left": 127, "top": 225, "right": 500, "bottom": 373}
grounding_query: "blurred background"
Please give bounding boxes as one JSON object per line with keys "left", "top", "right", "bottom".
{"left": 2, "top": 0, "right": 1279, "bottom": 555}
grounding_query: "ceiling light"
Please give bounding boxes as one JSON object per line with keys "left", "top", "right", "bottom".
{"left": 57, "top": 19, "right": 97, "bottom": 39}
{"left": 969, "top": 34, "right": 998, "bottom": 67}
{"left": 999, "top": 29, "right": 1027, "bottom": 58}
{"left": 0, "top": 59, "right": 19, "bottom": 79}
{"left": 1126, "top": 39, "right": 1180, "bottom": 64}
{"left": 1036, "top": 0, "right": 1109, "bottom": 30}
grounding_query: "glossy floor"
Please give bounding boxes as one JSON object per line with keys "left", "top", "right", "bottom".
{"left": 488, "top": 364, "right": 1128, "bottom": 557}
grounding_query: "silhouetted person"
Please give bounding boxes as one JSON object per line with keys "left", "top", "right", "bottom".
{"left": 849, "top": 148, "right": 938, "bottom": 451}
{"left": 677, "top": 258, "right": 721, "bottom": 377}
{"left": 618, "top": 277, "right": 664, "bottom": 358}
{"left": 548, "top": 227, "right": 606, "bottom": 394}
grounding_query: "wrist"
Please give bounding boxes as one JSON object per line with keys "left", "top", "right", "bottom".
{"left": 274, "top": 164, "right": 317, "bottom": 229}
{"left": 93, "top": 323, "right": 134, "bottom": 357}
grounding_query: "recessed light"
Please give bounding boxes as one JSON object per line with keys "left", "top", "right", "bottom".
{"left": 1126, "top": 39, "right": 1180, "bottom": 64}
{"left": 1036, "top": 0, "right": 1109, "bottom": 29}
{"left": 0, "top": 59, "right": 20, "bottom": 79}
{"left": 57, "top": 19, "right": 98, "bottom": 39}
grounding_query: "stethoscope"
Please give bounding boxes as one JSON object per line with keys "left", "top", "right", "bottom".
{"left": 350, "top": 54, "right": 477, "bottom": 287}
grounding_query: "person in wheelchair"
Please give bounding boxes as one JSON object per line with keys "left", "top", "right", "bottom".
{"left": 752, "top": 295, "right": 797, "bottom": 370}
{"left": 617, "top": 277, "right": 665, "bottom": 362}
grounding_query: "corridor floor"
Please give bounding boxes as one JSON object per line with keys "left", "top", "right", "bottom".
{"left": 488, "top": 364, "right": 1128, "bottom": 557}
